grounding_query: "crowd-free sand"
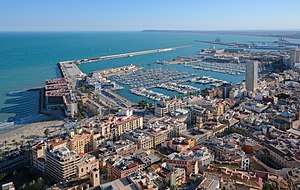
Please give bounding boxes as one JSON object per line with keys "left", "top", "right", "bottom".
{"left": 0, "top": 120, "right": 65, "bottom": 150}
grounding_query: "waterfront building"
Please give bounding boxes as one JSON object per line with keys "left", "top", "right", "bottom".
{"left": 31, "top": 142, "right": 47, "bottom": 174}
{"left": 45, "top": 78, "right": 78, "bottom": 117}
{"left": 63, "top": 94, "right": 78, "bottom": 117}
{"left": 290, "top": 48, "right": 300, "bottom": 69}
{"left": 45, "top": 147, "right": 81, "bottom": 182}
{"left": 48, "top": 138, "right": 68, "bottom": 150}
{"left": 245, "top": 61, "right": 258, "bottom": 92}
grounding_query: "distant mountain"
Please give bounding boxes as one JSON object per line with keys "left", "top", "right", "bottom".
{"left": 141, "top": 30, "right": 300, "bottom": 39}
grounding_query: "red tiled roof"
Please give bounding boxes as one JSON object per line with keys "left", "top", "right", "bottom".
{"left": 115, "top": 115, "right": 141, "bottom": 125}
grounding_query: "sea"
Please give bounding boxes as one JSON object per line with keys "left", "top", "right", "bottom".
{"left": 1, "top": 31, "right": 298, "bottom": 129}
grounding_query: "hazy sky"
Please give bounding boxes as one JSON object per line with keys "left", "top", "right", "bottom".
{"left": 1, "top": 0, "right": 300, "bottom": 31}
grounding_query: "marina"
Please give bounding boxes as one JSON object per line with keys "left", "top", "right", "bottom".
{"left": 195, "top": 38, "right": 300, "bottom": 50}
{"left": 156, "top": 82, "right": 200, "bottom": 94}
{"left": 191, "top": 76, "right": 229, "bottom": 87}
{"left": 186, "top": 62, "right": 245, "bottom": 75}
{"left": 113, "top": 68, "right": 198, "bottom": 89}
{"left": 130, "top": 88, "right": 170, "bottom": 101}
{"left": 0, "top": 32, "right": 257, "bottom": 123}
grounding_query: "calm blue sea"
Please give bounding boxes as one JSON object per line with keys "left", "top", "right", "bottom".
{"left": 0, "top": 31, "right": 296, "bottom": 125}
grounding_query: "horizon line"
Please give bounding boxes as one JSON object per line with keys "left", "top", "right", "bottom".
{"left": 1, "top": 29, "right": 300, "bottom": 32}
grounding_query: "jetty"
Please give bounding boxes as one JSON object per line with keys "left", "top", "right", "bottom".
{"left": 62, "top": 46, "right": 190, "bottom": 65}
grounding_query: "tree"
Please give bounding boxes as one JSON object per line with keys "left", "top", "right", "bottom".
{"left": 36, "top": 177, "right": 47, "bottom": 190}
{"left": 170, "top": 185, "right": 178, "bottom": 190}
{"left": 138, "top": 100, "right": 148, "bottom": 108}
{"left": 20, "top": 140, "right": 25, "bottom": 147}
{"left": 20, "top": 140, "right": 25, "bottom": 151}
{"left": 81, "top": 85, "right": 87, "bottom": 93}
{"left": 3, "top": 140, "right": 8, "bottom": 148}
{"left": 44, "top": 128, "right": 50, "bottom": 138}
{"left": 0, "top": 173, "right": 7, "bottom": 181}
{"left": 0, "top": 148, "right": 3, "bottom": 158}
{"left": 13, "top": 141, "right": 19, "bottom": 149}
{"left": 12, "top": 139, "right": 18, "bottom": 149}
{"left": 20, "top": 177, "right": 47, "bottom": 190}
{"left": 26, "top": 140, "right": 33, "bottom": 149}
{"left": 5, "top": 147, "right": 10, "bottom": 153}
{"left": 263, "top": 182, "right": 275, "bottom": 190}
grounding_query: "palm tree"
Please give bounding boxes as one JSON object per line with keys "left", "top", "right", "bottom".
{"left": 12, "top": 139, "right": 15, "bottom": 148}
{"left": 0, "top": 148, "right": 3, "bottom": 158}
{"left": 44, "top": 128, "right": 50, "bottom": 138}
{"left": 26, "top": 140, "right": 33, "bottom": 149}
{"left": 20, "top": 140, "right": 25, "bottom": 151}
{"left": 3, "top": 140, "right": 8, "bottom": 149}
{"left": 5, "top": 147, "right": 10, "bottom": 154}
{"left": 13, "top": 141, "right": 19, "bottom": 150}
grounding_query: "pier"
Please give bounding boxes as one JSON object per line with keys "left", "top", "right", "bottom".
{"left": 58, "top": 61, "right": 86, "bottom": 88}
{"left": 64, "top": 46, "right": 190, "bottom": 65}
{"left": 92, "top": 64, "right": 141, "bottom": 77}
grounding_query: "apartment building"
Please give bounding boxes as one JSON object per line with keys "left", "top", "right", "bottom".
{"left": 45, "top": 147, "right": 81, "bottom": 182}
{"left": 69, "top": 134, "right": 94, "bottom": 154}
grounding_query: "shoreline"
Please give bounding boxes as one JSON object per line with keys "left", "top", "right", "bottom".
{"left": 0, "top": 119, "right": 65, "bottom": 149}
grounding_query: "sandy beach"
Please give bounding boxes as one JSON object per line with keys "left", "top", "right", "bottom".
{"left": 0, "top": 120, "right": 65, "bottom": 150}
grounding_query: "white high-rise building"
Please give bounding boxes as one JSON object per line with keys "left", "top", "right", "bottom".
{"left": 290, "top": 48, "right": 300, "bottom": 69}
{"left": 245, "top": 61, "right": 258, "bottom": 92}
